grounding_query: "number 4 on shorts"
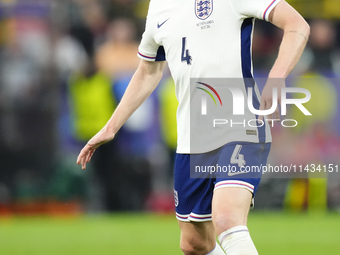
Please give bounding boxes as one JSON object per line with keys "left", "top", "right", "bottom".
{"left": 230, "top": 145, "right": 246, "bottom": 167}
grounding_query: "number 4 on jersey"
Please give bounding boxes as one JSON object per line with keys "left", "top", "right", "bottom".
{"left": 181, "top": 37, "right": 192, "bottom": 65}
{"left": 231, "top": 145, "right": 246, "bottom": 167}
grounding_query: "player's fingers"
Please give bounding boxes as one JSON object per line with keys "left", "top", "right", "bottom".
{"left": 273, "top": 105, "right": 280, "bottom": 120}
{"left": 86, "top": 151, "right": 91, "bottom": 163}
{"left": 76, "top": 150, "right": 85, "bottom": 165}
{"left": 275, "top": 93, "right": 281, "bottom": 120}
{"left": 78, "top": 149, "right": 89, "bottom": 170}
{"left": 86, "top": 149, "right": 96, "bottom": 163}
{"left": 77, "top": 143, "right": 97, "bottom": 170}
{"left": 278, "top": 94, "right": 282, "bottom": 105}
{"left": 77, "top": 145, "right": 89, "bottom": 164}
{"left": 258, "top": 100, "right": 266, "bottom": 123}
{"left": 81, "top": 153, "right": 89, "bottom": 170}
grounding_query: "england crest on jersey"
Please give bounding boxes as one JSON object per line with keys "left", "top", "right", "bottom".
{"left": 195, "top": 0, "right": 213, "bottom": 20}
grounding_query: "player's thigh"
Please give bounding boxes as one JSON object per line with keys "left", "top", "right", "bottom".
{"left": 212, "top": 187, "right": 252, "bottom": 236}
{"left": 211, "top": 142, "right": 271, "bottom": 235}
{"left": 178, "top": 220, "right": 216, "bottom": 253}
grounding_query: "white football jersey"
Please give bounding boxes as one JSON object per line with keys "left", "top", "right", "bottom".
{"left": 138, "top": 0, "right": 281, "bottom": 153}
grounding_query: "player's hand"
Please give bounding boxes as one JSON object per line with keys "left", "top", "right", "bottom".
{"left": 258, "top": 79, "right": 286, "bottom": 124}
{"left": 76, "top": 127, "right": 115, "bottom": 170}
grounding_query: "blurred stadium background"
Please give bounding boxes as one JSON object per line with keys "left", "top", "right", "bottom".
{"left": 0, "top": 0, "right": 340, "bottom": 254}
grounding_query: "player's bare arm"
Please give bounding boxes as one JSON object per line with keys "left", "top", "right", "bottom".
{"left": 259, "top": 0, "right": 310, "bottom": 121}
{"left": 76, "top": 59, "right": 165, "bottom": 170}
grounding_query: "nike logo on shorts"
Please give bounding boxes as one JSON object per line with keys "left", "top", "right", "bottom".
{"left": 228, "top": 169, "right": 250, "bottom": 176}
{"left": 157, "top": 18, "right": 169, "bottom": 28}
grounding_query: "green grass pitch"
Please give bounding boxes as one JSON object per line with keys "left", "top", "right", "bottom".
{"left": 0, "top": 212, "right": 339, "bottom": 254}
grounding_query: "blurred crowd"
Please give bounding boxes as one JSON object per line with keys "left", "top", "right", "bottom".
{"left": 0, "top": 0, "right": 340, "bottom": 215}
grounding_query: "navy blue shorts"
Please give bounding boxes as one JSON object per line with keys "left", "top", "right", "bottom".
{"left": 174, "top": 142, "right": 271, "bottom": 222}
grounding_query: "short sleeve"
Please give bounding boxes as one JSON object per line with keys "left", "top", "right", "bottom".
{"left": 230, "top": 0, "right": 282, "bottom": 21}
{"left": 138, "top": 18, "right": 166, "bottom": 61}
